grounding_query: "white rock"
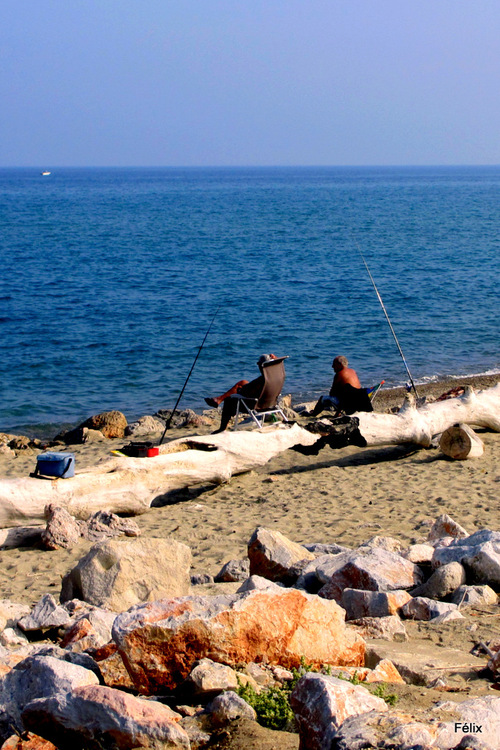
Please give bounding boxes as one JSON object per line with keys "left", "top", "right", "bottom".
{"left": 209, "top": 691, "right": 257, "bottom": 726}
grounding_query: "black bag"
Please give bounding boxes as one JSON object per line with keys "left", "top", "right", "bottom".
{"left": 120, "top": 441, "right": 154, "bottom": 458}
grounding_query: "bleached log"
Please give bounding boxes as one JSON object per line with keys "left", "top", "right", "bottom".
{"left": 439, "top": 423, "right": 484, "bottom": 459}
{"left": 0, "top": 526, "right": 43, "bottom": 549}
{"left": 0, "top": 424, "right": 316, "bottom": 529}
{"left": 356, "top": 383, "right": 500, "bottom": 448}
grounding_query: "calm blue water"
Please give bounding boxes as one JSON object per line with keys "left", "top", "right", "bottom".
{"left": 1, "top": 166, "right": 499, "bottom": 437}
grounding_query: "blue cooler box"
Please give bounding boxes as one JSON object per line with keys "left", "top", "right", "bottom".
{"left": 36, "top": 452, "right": 75, "bottom": 478}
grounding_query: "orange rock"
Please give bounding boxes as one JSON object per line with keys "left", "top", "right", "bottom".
{"left": 364, "top": 659, "right": 405, "bottom": 684}
{"left": 1, "top": 733, "right": 57, "bottom": 750}
{"left": 60, "top": 618, "right": 95, "bottom": 650}
{"left": 95, "top": 649, "right": 136, "bottom": 690}
{"left": 113, "top": 589, "right": 365, "bottom": 693}
{"left": 82, "top": 410, "right": 128, "bottom": 439}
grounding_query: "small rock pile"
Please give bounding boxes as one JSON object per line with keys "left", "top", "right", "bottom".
{"left": 0, "top": 513, "right": 498, "bottom": 748}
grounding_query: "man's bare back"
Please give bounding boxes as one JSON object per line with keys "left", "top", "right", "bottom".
{"left": 330, "top": 357, "right": 362, "bottom": 395}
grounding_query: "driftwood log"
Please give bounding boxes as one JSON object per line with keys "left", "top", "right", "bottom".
{"left": 0, "top": 384, "right": 498, "bottom": 530}
{"left": 439, "top": 423, "right": 484, "bottom": 459}
{"left": 293, "top": 383, "right": 500, "bottom": 457}
{"left": 0, "top": 424, "right": 317, "bottom": 529}
{"left": 356, "top": 383, "right": 500, "bottom": 447}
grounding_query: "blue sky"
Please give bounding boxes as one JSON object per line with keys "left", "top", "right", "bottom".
{"left": 1, "top": 1, "right": 499, "bottom": 166}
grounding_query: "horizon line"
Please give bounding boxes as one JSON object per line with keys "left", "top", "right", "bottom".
{"left": 2, "top": 163, "right": 500, "bottom": 170}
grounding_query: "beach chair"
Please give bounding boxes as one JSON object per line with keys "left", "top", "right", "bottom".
{"left": 366, "top": 380, "right": 385, "bottom": 403}
{"left": 231, "top": 356, "right": 288, "bottom": 430}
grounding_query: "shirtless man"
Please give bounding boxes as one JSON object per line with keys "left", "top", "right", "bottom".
{"left": 309, "top": 355, "right": 372, "bottom": 416}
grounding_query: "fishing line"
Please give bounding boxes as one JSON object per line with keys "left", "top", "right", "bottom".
{"left": 159, "top": 304, "right": 221, "bottom": 444}
{"left": 352, "top": 238, "right": 419, "bottom": 399}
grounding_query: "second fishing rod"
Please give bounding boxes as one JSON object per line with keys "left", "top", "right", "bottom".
{"left": 352, "top": 238, "right": 419, "bottom": 399}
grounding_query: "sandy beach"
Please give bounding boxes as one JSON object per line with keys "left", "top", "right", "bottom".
{"left": 0, "top": 373, "right": 498, "bottom": 607}
{"left": 0, "top": 375, "right": 498, "bottom": 746}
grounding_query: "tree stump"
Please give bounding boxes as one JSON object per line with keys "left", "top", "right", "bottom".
{"left": 439, "top": 423, "right": 484, "bottom": 460}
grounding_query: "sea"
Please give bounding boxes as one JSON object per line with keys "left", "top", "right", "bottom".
{"left": 1, "top": 166, "right": 499, "bottom": 438}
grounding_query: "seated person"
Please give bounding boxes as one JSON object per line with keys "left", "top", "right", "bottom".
{"left": 309, "top": 355, "right": 373, "bottom": 417}
{"left": 205, "top": 354, "right": 277, "bottom": 433}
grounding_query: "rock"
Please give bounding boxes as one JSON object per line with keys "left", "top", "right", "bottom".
{"left": 295, "top": 554, "right": 344, "bottom": 593}
{"left": 18, "top": 595, "right": 72, "bottom": 633}
{"left": 463, "top": 541, "right": 500, "bottom": 588}
{"left": 209, "top": 692, "right": 257, "bottom": 726}
{"left": 364, "top": 658, "right": 405, "bottom": 684}
{"left": 303, "top": 543, "right": 351, "bottom": 556}
{"left": 89, "top": 643, "right": 135, "bottom": 690}
{"left": 403, "top": 543, "right": 436, "bottom": 564}
{"left": 1, "top": 732, "right": 57, "bottom": 749}
{"left": 178, "top": 720, "right": 212, "bottom": 748}
{"left": 247, "top": 527, "right": 315, "bottom": 584}
{"left": 80, "top": 428, "right": 107, "bottom": 443}
{"left": 179, "top": 409, "right": 209, "bottom": 428}
{"left": 332, "top": 710, "right": 436, "bottom": 750}
{"left": 365, "top": 640, "right": 485, "bottom": 686}
{"left": 80, "top": 410, "right": 128, "bottom": 439}
{"left": 430, "top": 535, "right": 456, "bottom": 548}
{"left": 25, "top": 646, "right": 102, "bottom": 682}
{"left": 428, "top": 513, "right": 469, "bottom": 541}
{"left": 124, "top": 415, "right": 165, "bottom": 437}
{"left": 236, "top": 575, "right": 284, "bottom": 593}
{"left": 0, "top": 445, "right": 14, "bottom": 457}
{"left": 0, "top": 654, "right": 99, "bottom": 741}
{"left": 432, "top": 531, "right": 500, "bottom": 587}
{"left": 359, "top": 535, "right": 403, "bottom": 553}
{"left": 41, "top": 505, "right": 83, "bottom": 550}
{"left": 0, "top": 601, "right": 31, "bottom": 629}
{"left": 84, "top": 510, "right": 141, "bottom": 542}
{"left": 60, "top": 537, "right": 191, "bottom": 611}
{"left": 434, "top": 695, "right": 500, "bottom": 750}
{"left": 60, "top": 609, "right": 116, "bottom": 652}
{"left": 400, "top": 596, "right": 459, "bottom": 620}
{"left": 214, "top": 558, "right": 250, "bottom": 583}
{"left": 8, "top": 436, "right": 31, "bottom": 451}
{"left": 21, "top": 685, "right": 190, "bottom": 749}
{"left": 244, "top": 662, "right": 275, "bottom": 687}
{"left": 487, "top": 647, "right": 500, "bottom": 675}
{"left": 340, "top": 588, "right": 412, "bottom": 620}
{"left": 430, "top": 609, "right": 465, "bottom": 624}
{"left": 318, "top": 548, "right": 422, "bottom": 601}
{"left": 112, "top": 588, "right": 365, "bottom": 694}
{"left": 191, "top": 573, "right": 214, "bottom": 585}
{"left": 452, "top": 584, "right": 499, "bottom": 607}
{"left": 290, "top": 673, "right": 388, "bottom": 750}
{"left": 54, "top": 426, "right": 105, "bottom": 445}
{"left": 270, "top": 665, "right": 294, "bottom": 682}
{"left": 410, "top": 561, "right": 466, "bottom": 600}
{"left": 188, "top": 658, "right": 239, "bottom": 695}
{"left": 432, "top": 544, "right": 478, "bottom": 569}
{"left": 0, "top": 628, "right": 29, "bottom": 648}
{"left": 348, "top": 615, "right": 408, "bottom": 642}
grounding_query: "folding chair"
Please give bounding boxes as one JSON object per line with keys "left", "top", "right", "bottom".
{"left": 366, "top": 380, "right": 385, "bottom": 403}
{"left": 231, "top": 356, "right": 288, "bottom": 430}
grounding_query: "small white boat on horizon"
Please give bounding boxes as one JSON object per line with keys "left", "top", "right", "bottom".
{"left": 41, "top": 170, "right": 51, "bottom": 176}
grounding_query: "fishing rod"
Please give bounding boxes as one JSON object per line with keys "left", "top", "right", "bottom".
{"left": 353, "top": 239, "right": 419, "bottom": 399}
{"left": 159, "top": 304, "right": 221, "bottom": 444}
